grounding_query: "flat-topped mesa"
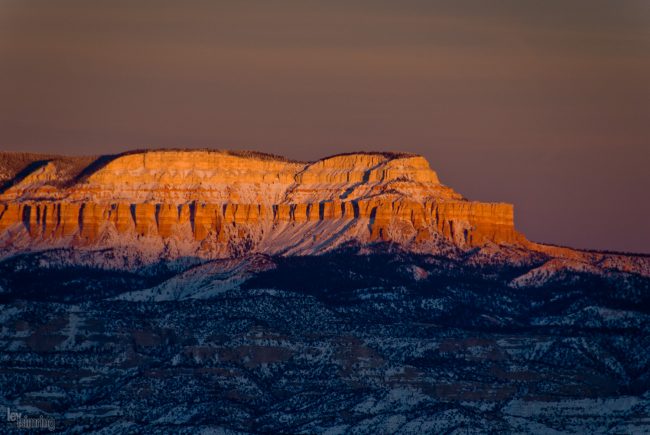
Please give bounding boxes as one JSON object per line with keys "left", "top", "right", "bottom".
{"left": 1, "top": 150, "right": 461, "bottom": 204}
{"left": 0, "top": 149, "right": 525, "bottom": 255}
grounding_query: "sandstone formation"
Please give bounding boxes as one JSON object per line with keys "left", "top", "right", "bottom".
{"left": 1, "top": 149, "right": 648, "bottom": 276}
{"left": 0, "top": 150, "right": 527, "bottom": 258}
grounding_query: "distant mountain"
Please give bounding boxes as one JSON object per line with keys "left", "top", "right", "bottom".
{"left": 1, "top": 149, "right": 648, "bottom": 276}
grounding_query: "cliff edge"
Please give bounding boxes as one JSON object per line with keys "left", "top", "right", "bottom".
{"left": 0, "top": 149, "right": 647, "bottom": 276}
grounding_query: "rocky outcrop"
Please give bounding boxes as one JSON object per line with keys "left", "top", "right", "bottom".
{"left": 1, "top": 149, "right": 647, "bottom": 276}
{"left": 0, "top": 197, "right": 521, "bottom": 250}
{"left": 0, "top": 149, "right": 525, "bottom": 257}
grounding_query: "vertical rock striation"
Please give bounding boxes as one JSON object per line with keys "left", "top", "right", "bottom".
{"left": 0, "top": 150, "right": 525, "bottom": 257}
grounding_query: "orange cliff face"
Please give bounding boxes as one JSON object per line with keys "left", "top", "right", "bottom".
{"left": 0, "top": 150, "right": 525, "bottom": 257}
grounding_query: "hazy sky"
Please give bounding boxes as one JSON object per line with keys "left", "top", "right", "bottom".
{"left": 0, "top": 0, "right": 648, "bottom": 252}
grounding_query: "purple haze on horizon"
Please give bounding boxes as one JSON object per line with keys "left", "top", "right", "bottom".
{"left": 0, "top": 0, "right": 648, "bottom": 253}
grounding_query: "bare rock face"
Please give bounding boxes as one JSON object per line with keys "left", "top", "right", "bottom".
{"left": 0, "top": 150, "right": 526, "bottom": 257}
{"left": 3, "top": 149, "right": 645, "bottom": 276}
{"left": 69, "top": 151, "right": 304, "bottom": 204}
{"left": 0, "top": 150, "right": 650, "bottom": 275}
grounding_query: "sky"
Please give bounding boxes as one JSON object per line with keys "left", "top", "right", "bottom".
{"left": 0, "top": 0, "right": 648, "bottom": 253}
